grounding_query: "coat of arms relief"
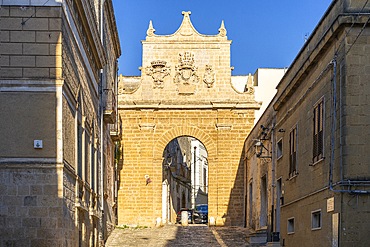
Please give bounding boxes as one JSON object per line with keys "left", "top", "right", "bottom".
{"left": 174, "top": 52, "right": 199, "bottom": 85}
{"left": 146, "top": 60, "right": 171, "bottom": 89}
{"left": 203, "top": 65, "right": 215, "bottom": 88}
{"left": 173, "top": 52, "right": 200, "bottom": 95}
{"left": 146, "top": 52, "right": 216, "bottom": 93}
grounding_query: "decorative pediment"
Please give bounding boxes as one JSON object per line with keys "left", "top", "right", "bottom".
{"left": 177, "top": 11, "right": 197, "bottom": 36}
{"left": 145, "top": 11, "right": 229, "bottom": 40}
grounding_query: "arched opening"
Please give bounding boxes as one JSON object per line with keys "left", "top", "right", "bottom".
{"left": 161, "top": 136, "right": 208, "bottom": 224}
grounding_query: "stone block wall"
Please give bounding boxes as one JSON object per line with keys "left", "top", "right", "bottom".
{"left": 0, "top": 6, "right": 62, "bottom": 79}
{"left": 0, "top": 167, "right": 65, "bottom": 246}
{"left": 117, "top": 108, "right": 255, "bottom": 227}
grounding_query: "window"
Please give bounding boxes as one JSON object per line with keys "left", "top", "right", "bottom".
{"left": 260, "top": 175, "right": 268, "bottom": 227}
{"left": 313, "top": 99, "right": 324, "bottom": 163}
{"left": 91, "top": 144, "right": 96, "bottom": 191}
{"left": 277, "top": 139, "right": 283, "bottom": 159}
{"left": 289, "top": 126, "right": 297, "bottom": 177}
{"left": 85, "top": 130, "right": 90, "bottom": 184}
{"left": 287, "top": 217, "right": 295, "bottom": 234}
{"left": 311, "top": 210, "right": 322, "bottom": 230}
{"left": 77, "top": 122, "right": 83, "bottom": 178}
{"left": 248, "top": 182, "right": 253, "bottom": 228}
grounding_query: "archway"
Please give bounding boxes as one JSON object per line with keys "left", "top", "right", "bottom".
{"left": 161, "top": 136, "right": 209, "bottom": 224}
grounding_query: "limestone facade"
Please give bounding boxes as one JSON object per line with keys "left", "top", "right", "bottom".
{"left": 0, "top": 0, "right": 121, "bottom": 246}
{"left": 244, "top": 0, "right": 370, "bottom": 246}
{"left": 117, "top": 11, "right": 260, "bottom": 227}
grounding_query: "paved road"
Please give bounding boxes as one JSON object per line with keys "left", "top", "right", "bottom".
{"left": 106, "top": 224, "right": 250, "bottom": 247}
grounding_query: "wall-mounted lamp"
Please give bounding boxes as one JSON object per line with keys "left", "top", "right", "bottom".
{"left": 144, "top": 175, "right": 152, "bottom": 185}
{"left": 254, "top": 139, "right": 272, "bottom": 159}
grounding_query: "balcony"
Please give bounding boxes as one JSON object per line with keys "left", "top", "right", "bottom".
{"left": 110, "top": 115, "right": 122, "bottom": 141}
{"left": 103, "top": 89, "right": 116, "bottom": 124}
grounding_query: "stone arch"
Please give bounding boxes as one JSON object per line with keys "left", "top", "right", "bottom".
{"left": 154, "top": 126, "right": 216, "bottom": 160}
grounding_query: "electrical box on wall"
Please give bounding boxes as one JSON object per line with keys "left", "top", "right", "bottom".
{"left": 34, "top": 140, "right": 43, "bottom": 149}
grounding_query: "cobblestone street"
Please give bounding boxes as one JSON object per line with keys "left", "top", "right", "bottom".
{"left": 106, "top": 224, "right": 250, "bottom": 247}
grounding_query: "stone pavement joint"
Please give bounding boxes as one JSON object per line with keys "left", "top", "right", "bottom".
{"left": 106, "top": 224, "right": 251, "bottom": 247}
{"left": 211, "top": 229, "right": 227, "bottom": 247}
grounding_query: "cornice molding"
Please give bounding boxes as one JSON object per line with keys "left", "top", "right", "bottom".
{"left": 104, "top": 0, "right": 121, "bottom": 58}
{"left": 73, "top": 0, "right": 106, "bottom": 69}
{"left": 118, "top": 101, "right": 261, "bottom": 110}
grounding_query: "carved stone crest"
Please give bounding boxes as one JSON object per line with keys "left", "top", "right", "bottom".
{"left": 146, "top": 60, "right": 170, "bottom": 88}
{"left": 203, "top": 65, "right": 215, "bottom": 88}
{"left": 174, "top": 52, "right": 199, "bottom": 85}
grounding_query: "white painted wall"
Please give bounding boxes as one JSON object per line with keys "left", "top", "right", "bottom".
{"left": 253, "top": 68, "right": 286, "bottom": 123}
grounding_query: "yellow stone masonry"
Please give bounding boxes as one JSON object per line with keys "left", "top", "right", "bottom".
{"left": 117, "top": 11, "right": 259, "bottom": 227}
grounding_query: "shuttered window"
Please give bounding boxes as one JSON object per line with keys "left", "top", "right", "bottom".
{"left": 313, "top": 100, "right": 324, "bottom": 163}
{"left": 289, "top": 126, "right": 297, "bottom": 178}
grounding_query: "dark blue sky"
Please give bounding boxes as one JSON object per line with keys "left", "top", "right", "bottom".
{"left": 112, "top": 0, "right": 333, "bottom": 76}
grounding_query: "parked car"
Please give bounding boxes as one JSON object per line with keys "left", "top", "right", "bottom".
{"left": 176, "top": 208, "right": 194, "bottom": 224}
{"left": 194, "top": 204, "right": 208, "bottom": 224}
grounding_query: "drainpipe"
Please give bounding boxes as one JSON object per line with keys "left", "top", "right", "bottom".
{"left": 270, "top": 122, "right": 276, "bottom": 241}
{"left": 329, "top": 57, "right": 337, "bottom": 191}
{"left": 99, "top": 0, "right": 106, "bottom": 244}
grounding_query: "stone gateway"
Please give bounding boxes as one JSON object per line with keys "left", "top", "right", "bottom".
{"left": 117, "top": 11, "right": 260, "bottom": 227}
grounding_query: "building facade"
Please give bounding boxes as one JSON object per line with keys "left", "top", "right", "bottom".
{"left": 190, "top": 139, "right": 208, "bottom": 207}
{"left": 244, "top": 0, "right": 370, "bottom": 246}
{"left": 117, "top": 11, "right": 260, "bottom": 227}
{"left": 0, "top": 0, "right": 121, "bottom": 246}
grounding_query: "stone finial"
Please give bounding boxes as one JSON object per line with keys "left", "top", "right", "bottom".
{"left": 182, "top": 11, "right": 191, "bottom": 17}
{"left": 244, "top": 73, "right": 255, "bottom": 94}
{"left": 218, "top": 20, "right": 227, "bottom": 37}
{"left": 147, "top": 20, "right": 155, "bottom": 37}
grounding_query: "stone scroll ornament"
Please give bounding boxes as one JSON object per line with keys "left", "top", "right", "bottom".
{"left": 146, "top": 60, "right": 171, "bottom": 89}
{"left": 173, "top": 52, "right": 199, "bottom": 85}
{"left": 203, "top": 65, "right": 215, "bottom": 88}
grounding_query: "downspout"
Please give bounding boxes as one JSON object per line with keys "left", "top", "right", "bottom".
{"left": 329, "top": 57, "right": 337, "bottom": 191}
{"left": 99, "top": 0, "right": 106, "bottom": 243}
{"left": 270, "top": 121, "right": 276, "bottom": 241}
{"left": 339, "top": 60, "right": 344, "bottom": 183}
